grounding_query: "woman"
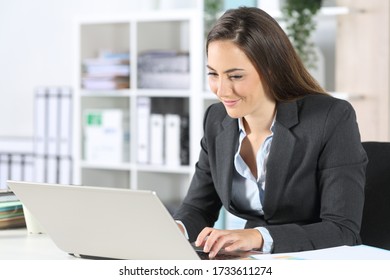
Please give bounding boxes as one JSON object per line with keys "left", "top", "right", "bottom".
{"left": 173, "top": 7, "right": 367, "bottom": 258}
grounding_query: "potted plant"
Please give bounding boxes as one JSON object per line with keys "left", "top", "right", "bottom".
{"left": 282, "top": 0, "right": 323, "bottom": 69}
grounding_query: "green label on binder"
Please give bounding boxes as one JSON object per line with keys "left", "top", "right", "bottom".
{"left": 86, "top": 113, "right": 102, "bottom": 126}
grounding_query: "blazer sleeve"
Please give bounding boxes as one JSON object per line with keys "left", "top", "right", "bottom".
{"left": 266, "top": 99, "right": 368, "bottom": 253}
{"left": 173, "top": 105, "right": 223, "bottom": 242}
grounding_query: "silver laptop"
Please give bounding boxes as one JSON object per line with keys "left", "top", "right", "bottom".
{"left": 7, "top": 180, "right": 200, "bottom": 260}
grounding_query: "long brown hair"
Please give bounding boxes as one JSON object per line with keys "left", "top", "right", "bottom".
{"left": 206, "top": 7, "right": 326, "bottom": 102}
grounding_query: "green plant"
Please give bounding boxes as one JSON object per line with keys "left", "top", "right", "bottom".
{"left": 204, "top": 0, "right": 224, "bottom": 37}
{"left": 282, "top": 0, "right": 322, "bottom": 69}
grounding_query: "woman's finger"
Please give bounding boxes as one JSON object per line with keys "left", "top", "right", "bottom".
{"left": 195, "top": 227, "right": 213, "bottom": 247}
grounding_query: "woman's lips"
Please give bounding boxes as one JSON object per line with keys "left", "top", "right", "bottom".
{"left": 222, "top": 99, "right": 240, "bottom": 107}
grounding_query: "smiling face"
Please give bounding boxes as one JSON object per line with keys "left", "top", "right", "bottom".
{"left": 207, "top": 40, "right": 275, "bottom": 119}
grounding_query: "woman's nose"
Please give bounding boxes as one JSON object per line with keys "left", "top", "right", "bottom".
{"left": 216, "top": 78, "right": 230, "bottom": 97}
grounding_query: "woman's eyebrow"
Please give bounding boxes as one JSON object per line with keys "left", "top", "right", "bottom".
{"left": 206, "top": 65, "right": 245, "bottom": 74}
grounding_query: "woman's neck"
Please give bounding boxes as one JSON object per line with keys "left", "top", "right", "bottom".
{"left": 242, "top": 102, "right": 276, "bottom": 136}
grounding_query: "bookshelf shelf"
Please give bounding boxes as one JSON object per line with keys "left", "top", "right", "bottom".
{"left": 80, "top": 161, "right": 133, "bottom": 171}
{"left": 135, "top": 89, "right": 192, "bottom": 98}
{"left": 80, "top": 89, "right": 132, "bottom": 97}
{"left": 136, "top": 164, "right": 192, "bottom": 174}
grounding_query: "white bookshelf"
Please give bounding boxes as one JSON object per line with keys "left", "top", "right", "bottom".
{"left": 69, "top": 2, "right": 374, "bottom": 235}
{"left": 71, "top": 2, "right": 361, "bottom": 211}
{"left": 72, "top": 9, "right": 204, "bottom": 204}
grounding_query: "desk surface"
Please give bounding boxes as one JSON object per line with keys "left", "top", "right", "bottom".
{"left": 0, "top": 228, "right": 75, "bottom": 260}
{"left": 1, "top": 228, "right": 389, "bottom": 260}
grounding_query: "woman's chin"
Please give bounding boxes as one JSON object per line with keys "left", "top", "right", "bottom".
{"left": 224, "top": 108, "right": 243, "bottom": 119}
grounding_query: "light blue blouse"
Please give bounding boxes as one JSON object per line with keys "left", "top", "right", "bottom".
{"left": 231, "top": 118, "right": 274, "bottom": 253}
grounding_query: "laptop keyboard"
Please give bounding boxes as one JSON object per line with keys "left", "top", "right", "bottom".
{"left": 193, "top": 243, "right": 261, "bottom": 260}
{"left": 196, "top": 250, "right": 241, "bottom": 260}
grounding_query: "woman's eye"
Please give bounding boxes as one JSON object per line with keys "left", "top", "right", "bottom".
{"left": 207, "top": 72, "right": 218, "bottom": 77}
{"left": 229, "top": 75, "right": 243, "bottom": 80}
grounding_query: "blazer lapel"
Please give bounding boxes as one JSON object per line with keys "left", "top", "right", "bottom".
{"left": 215, "top": 115, "right": 239, "bottom": 208}
{"left": 263, "top": 101, "right": 299, "bottom": 219}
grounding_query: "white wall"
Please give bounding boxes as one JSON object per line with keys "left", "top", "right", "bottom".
{"left": 0, "top": 0, "right": 161, "bottom": 138}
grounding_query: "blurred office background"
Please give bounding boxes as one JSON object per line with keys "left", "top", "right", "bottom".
{"left": 0, "top": 0, "right": 388, "bottom": 225}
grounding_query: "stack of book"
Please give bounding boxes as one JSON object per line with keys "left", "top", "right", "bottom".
{"left": 82, "top": 51, "right": 130, "bottom": 90}
{"left": 0, "top": 191, "right": 25, "bottom": 229}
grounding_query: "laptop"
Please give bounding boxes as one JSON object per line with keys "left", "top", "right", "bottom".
{"left": 8, "top": 180, "right": 259, "bottom": 260}
{"left": 7, "top": 180, "right": 200, "bottom": 260}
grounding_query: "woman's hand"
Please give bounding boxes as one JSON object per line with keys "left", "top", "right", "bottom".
{"left": 195, "top": 227, "right": 264, "bottom": 258}
{"left": 176, "top": 222, "right": 185, "bottom": 235}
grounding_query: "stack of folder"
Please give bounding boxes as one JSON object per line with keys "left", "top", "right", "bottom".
{"left": 0, "top": 191, "right": 25, "bottom": 229}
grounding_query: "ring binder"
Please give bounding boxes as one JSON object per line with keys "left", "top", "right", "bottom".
{"left": 34, "top": 87, "right": 73, "bottom": 184}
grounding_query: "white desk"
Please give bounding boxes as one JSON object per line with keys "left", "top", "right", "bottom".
{"left": 1, "top": 228, "right": 389, "bottom": 260}
{"left": 0, "top": 228, "right": 75, "bottom": 260}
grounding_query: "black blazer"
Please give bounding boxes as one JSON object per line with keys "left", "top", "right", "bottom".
{"left": 174, "top": 94, "right": 368, "bottom": 253}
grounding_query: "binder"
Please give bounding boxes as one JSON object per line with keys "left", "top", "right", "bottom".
{"left": 34, "top": 156, "right": 46, "bottom": 183}
{"left": 149, "top": 114, "right": 164, "bottom": 165}
{"left": 34, "top": 88, "right": 46, "bottom": 156}
{"left": 33, "top": 87, "right": 73, "bottom": 184}
{"left": 47, "top": 88, "right": 59, "bottom": 156}
{"left": 83, "top": 109, "right": 124, "bottom": 163}
{"left": 57, "top": 88, "right": 73, "bottom": 184}
{"left": 47, "top": 157, "right": 57, "bottom": 184}
{"left": 58, "top": 88, "right": 72, "bottom": 157}
{"left": 59, "top": 156, "right": 72, "bottom": 185}
{"left": 0, "top": 153, "right": 34, "bottom": 190}
{"left": 136, "top": 97, "right": 151, "bottom": 164}
{"left": 180, "top": 116, "right": 190, "bottom": 166}
{"left": 0, "top": 154, "right": 7, "bottom": 190}
{"left": 164, "top": 114, "right": 181, "bottom": 166}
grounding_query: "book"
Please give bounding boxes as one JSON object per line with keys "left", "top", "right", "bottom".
{"left": 82, "top": 58, "right": 129, "bottom": 66}
{"left": 0, "top": 198, "right": 26, "bottom": 229}
{"left": 83, "top": 64, "right": 130, "bottom": 78}
{"left": 82, "top": 76, "right": 130, "bottom": 90}
{"left": 0, "top": 215, "right": 26, "bottom": 229}
{"left": 0, "top": 208, "right": 24, "bottom": 219}
{"left": 0, "top": 200, "right": 23, "bottom": 212}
